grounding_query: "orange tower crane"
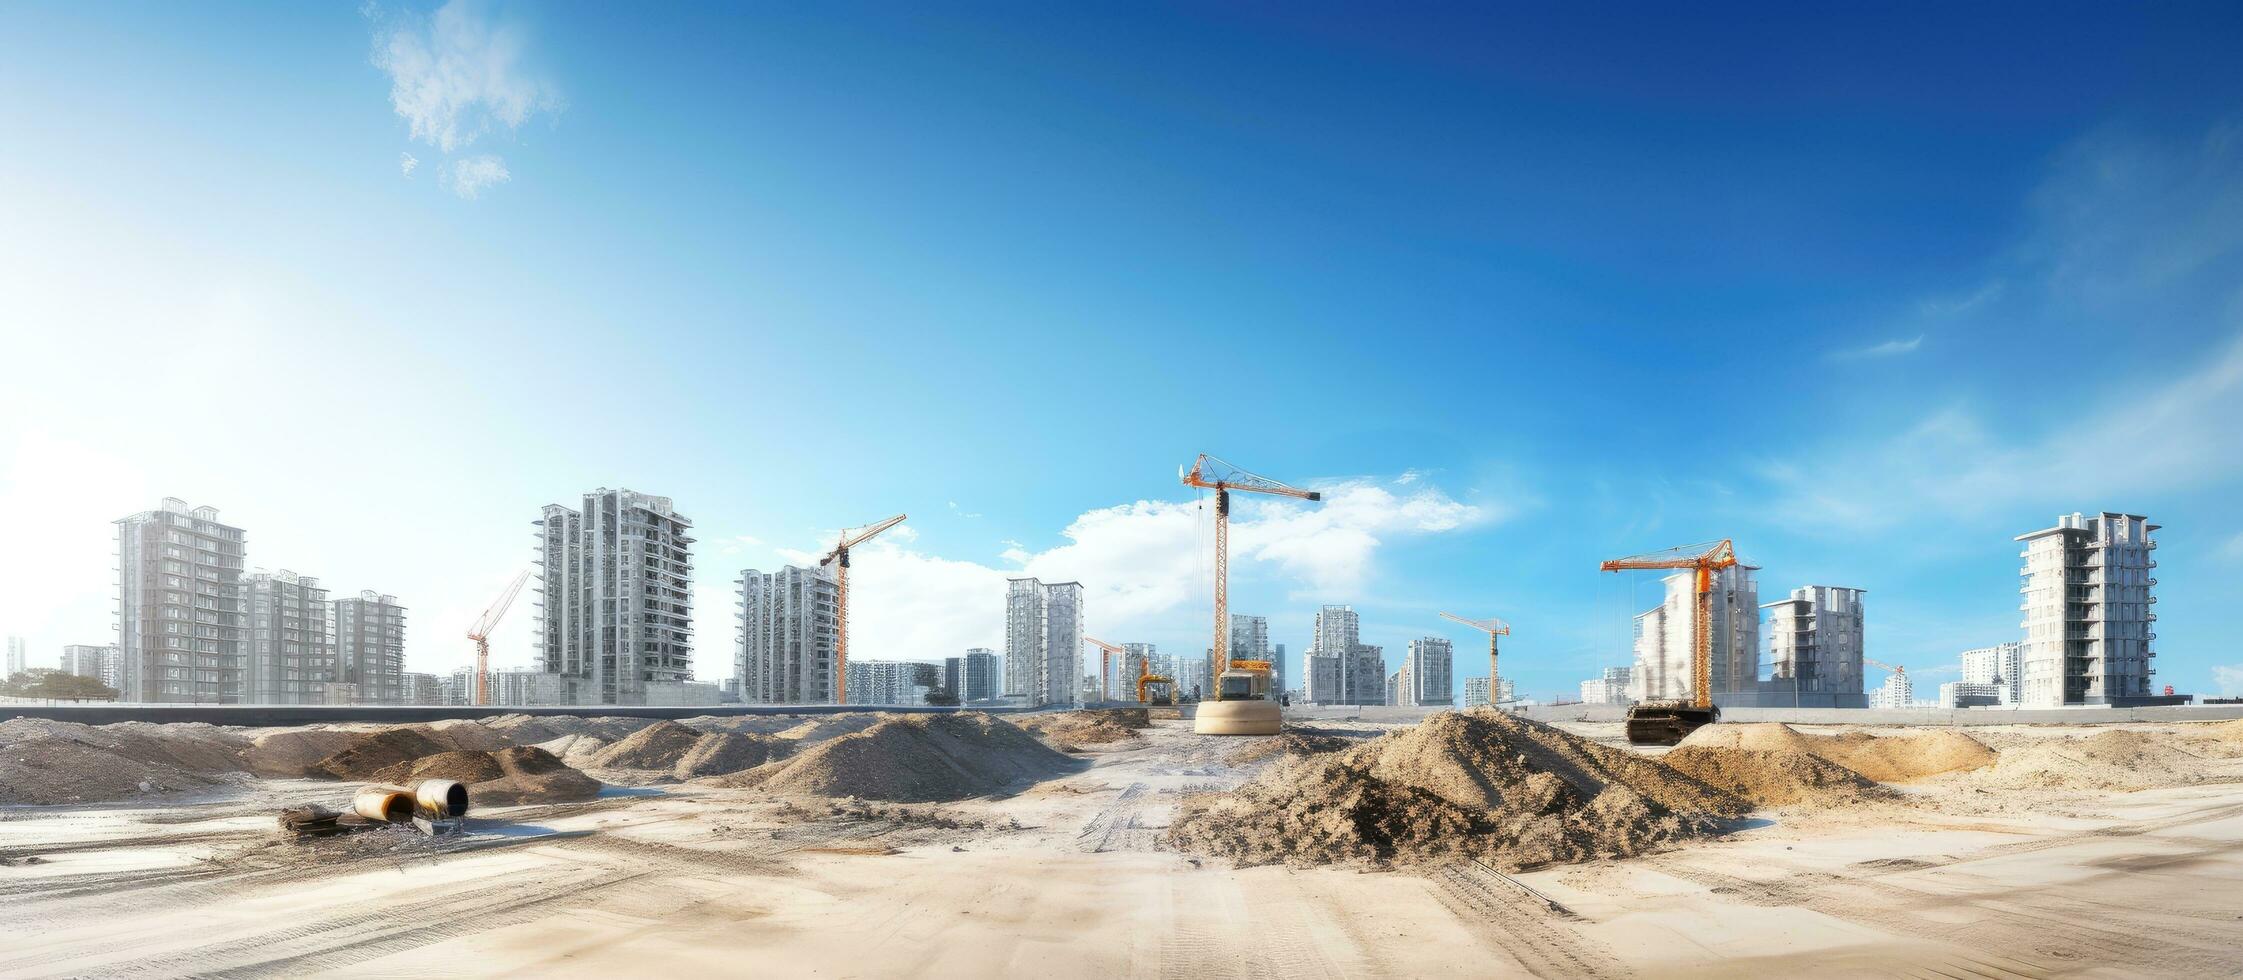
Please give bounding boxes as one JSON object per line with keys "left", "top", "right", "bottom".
{"left": 1084, "top": 636, "right": 1128, "bottom": 703}
{"left": 1180, "top": 455, "right": 1321, "bottom": 681}
{"left": 1599, "top": 539, "right": 1739, "bottom": 743}
{"left": 1438, "top": 612, "right": 1511, "bottom": 702}
{"left": 821, "top": 514, "right": 907, "bottom": 705}
{"left": 466, "top": 568, "right": 532, "bottom": 707}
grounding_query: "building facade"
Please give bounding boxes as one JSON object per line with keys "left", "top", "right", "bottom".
{"left": 535, "top": 489, "right": 696, "bottom": 705}
{"left": 4, "top": 635, "right": 23, "bottom": 677}
{"left": 115, "top": 499, "right": 247, "bottom": 703}
{"left": 1868, "top": 670, "right": 1915, "bottom": 709}
{"left": 963, "top": 647, "right": 1001, "bottom": 702}
{"left": 1579, "top": 666, "right": 1633, "bottom": 704}
{"left": 1403, "top": 637, "right": 1453, "bottom": 706}
{"left": 1005, "top": 578, "right": 1083, "bottom": 707}
{"left": 403, "top": 671, "right": 442, "bottom": 705}
{"left": 1758, "top": 585, "right": 1868, "bottom": 708}
{"left": 334, "top": 590, "right": 407, "bottom": 705}
{"left": 1939, "top": 681, "right": 2005, "bottom": 708}
{"left": 59, "top": 644, "right": 120, "bottom": 688}
{"left": 737, "top": 564, "right": 840, "bottom": 705}
{"left": 240, "top": 570, "right": 334, "bottom": 705}
{"left": 2016, "top": 512, "right": 2159, "bottom": 707}
{"left": 1960, "top": 642, "right": 2025, "bottom": 705}
{"left": 847, "top": 659, "right": 931, "bottom": 705}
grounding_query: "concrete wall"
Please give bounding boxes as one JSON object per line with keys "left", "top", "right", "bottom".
{"left": 0, "top": 701, "right": 1028, "bottom": 727}
{"left": 1518, "top": 702, "right": 2243, "bottom": 727}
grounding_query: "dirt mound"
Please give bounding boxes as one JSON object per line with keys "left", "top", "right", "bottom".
{"left": 413, "top": 719, "right": 514, "bottom": 752}
{"left": 1019, "top": 710, "right": 1147, "bottom": 751}
{"left": 773, "top": 715, "right": 885, "bottom": 744}
{"left": 533, "top": 733, "right": 609, "bottom": 767}
{"left": 1167, "top": 710, "right": 1746, "bottom": 870}
{"left": 367, "top": 747, "right": 604, "bottom": 806}
{"left": 0, "top": 718, "right": 249, "bottom": 775}
{"left": 0, "top": 735, "right": 227, "bottom": 805}
{"left": 1973, "top": 730, "right": 2219, "bottom": 792}
{"left": 315, "top": 728, "right": 452, "bottom": 780}
{"left": 724, "top": 713, "right": 1078, "bottom": 801}
{"left": 481, "top": 714, "right": 654, "bottom": 744}
{"left": 1679, "top": 722, "right": 1818, "bottom": 753}
{"left": 1806, "top": 730, "right": 1995, "bottom": 782}
{"left": 1662, "top": 746, "right": 1888, "bottom": 807}
{"left": 1227, "top": 731, "right": 1357, "bottom": 765}
{"left": 587, "top": 720, "right": 704, "bottom": 770}
{"left": 246, "top": 728, "right": 359, "bottom": 777}
{"left": 673, "top": 732, "right": 789, "bottom": 779}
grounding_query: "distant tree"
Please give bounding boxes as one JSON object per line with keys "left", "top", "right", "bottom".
{"left": 923, "top": 687, "right": 961, "bottom": 706}
{"left": 1, "top": 670, "right": 119, "bottom": 701}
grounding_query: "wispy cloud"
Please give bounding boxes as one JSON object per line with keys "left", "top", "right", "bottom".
{"left": 1826, "top": 334, "right": 1923, "bottom": 361}
{"left": 399, "top": 152, "right": 419, "bottom": 178}
{"left": 2215, "top": 664, "right": 2243, "bottom": 697}
{"left": 444, "top": 154, "right": 510, "bottom": 199}
{"left": 373, "top": 0, "right": 561, "bottom": 153}
{"left": 947, "top": 500, "right": 982, "bottom": 519}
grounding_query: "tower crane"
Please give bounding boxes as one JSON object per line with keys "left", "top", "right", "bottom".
{"left": 466, "top": 568, "right": 532, "bottom": 707}
{"left": 1180, "top": 454, "right": 1321, "bottom": 735}
{"left": 1439, "top": 612, "right": 1511, "bottom": 706}
{"left": 1599, "top": 539, "right": 1739, "bottom": 745}
{"left": 821, "top": 514, "right": 906, "bottom": 705}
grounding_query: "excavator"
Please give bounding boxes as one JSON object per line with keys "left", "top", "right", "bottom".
{"left": 1600, "top": 540, "right": 1739, "bottom": 745}
{"left": 1181, "top": 455, "right": 1321, "bottom": 735}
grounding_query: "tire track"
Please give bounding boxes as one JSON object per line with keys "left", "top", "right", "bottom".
{"left": 1428, "top": 861, "right": 1624, "bottom": 979}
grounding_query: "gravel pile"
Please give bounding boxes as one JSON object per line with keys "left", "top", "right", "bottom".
{"left": 1227, "top": 731, "right": 1358, "bottom": 766}
{"left": 1168, "top": 710, "right": 1746, "bottom": 870}
{"left": 672, "top": 731, "right": 790, "bottom": 779}
{"left": 245, "top": 728, "right": 360, "bottom": 778}
{"left": 586, "top": 720, "right": 704, "bottom": 770}
{"left": 1019, "top": 710, "right": 1149, "bottom": 751}
{"left": 1661, "top": 746, "right": 1888, "bottom": 807}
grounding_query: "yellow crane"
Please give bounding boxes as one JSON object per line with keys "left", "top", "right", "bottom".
{"left": 1599, "top": 539, "right": 1739, "bottom": 744}
{"left": 1439, "top": 612, "right": 1511, "bottom": 706}
{"left": 821, "top": 514, "right": 907, "bottom": 705}
{"left": 1180, "top": 454, "right": 1321, "bottom": 734}
{"left": 466, "top": 568, "right": 532, "bottom": 707}
{"left": 1086, "top": 635, "right": 1175, "bottom": 704}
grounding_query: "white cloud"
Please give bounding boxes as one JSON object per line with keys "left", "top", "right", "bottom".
{"left": 399, "top": 151, "right": 419, "bottom": 178}
{"left": 444, "top": 154, "right": 510, "bottom": 199}
{"left": 2214, "top": 665, "right": 2243, "bottom": 697}
{"left": 1826, "top": 334, "right": 1923, "bottom": 361}
{"left": 1760, "top": 330, "right": 2243, "bottom": 532}
{"left": 750, "top": 474, "right": 1498, "bottom": 667}
{"left": 372, "top": 0, "right": 561, "bottom": 154}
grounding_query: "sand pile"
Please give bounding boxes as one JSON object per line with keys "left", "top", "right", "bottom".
{"left": 1167, "top": 710, "right": 1746, "bottom": 870}
{"left": 0, "top": 718, "right": 249, "bottom": 772}
{"left": 1972, "top": 730, "right": 2220, "bottom": 792}
{"left": 586, "top": 720, "right": 704, "bottom": 770}
{"left": 245, "top": 728, "right": 360, "bottom": 777}
{"left": 1661, "top": 746, "right": 1887, "bottom": 807}
{"left": 315, "top": 729, "right": 452, "bottom": 780}
{"left": 413, "top": 719, "right": 513, "bottom": 752}
{"left": 533, "top": 733, "right": 610, "bottom": 767}
{"left": 481, "top": 714, "right": 654, "bottom": 744}
{"left": 367, "top": 747, "right": 604, "bottom": 805}
{"left": 1019, "top": 710, "right": 1147, "bottom": 751}
{"left": 672, "top": 731, "right": 789, "bottom": 779}
{"left": 1806, "top": 731, "right": 1996, "bottom": 782}
{"left": 1680, "top": 723, "right": 1995, "bottom": 783}
{"left": 721, "top": 713, "right": 1078, "bottom": 801}
{"left": 773, "top": 715, "right": 885, "bottom": 744}
{"left": 1227, "top": 731, "right": 1357, "bottom": 765}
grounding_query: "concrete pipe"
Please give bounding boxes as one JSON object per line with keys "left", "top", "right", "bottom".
{"left": 352, "top": 784, "right": 416, "bottom": 823}
{"left": 1193, "top": 699, "right": 1282, "bottom": 735}
{"left": 409, "top": 779, "right": 469, "bottom": 820}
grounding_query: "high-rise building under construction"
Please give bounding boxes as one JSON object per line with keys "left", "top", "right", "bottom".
{"left": 2016, "top": 511, "right": 2160, "bottom": 707}
{"left": 114, "top": 499, "right": 246, "bottom": 703}
{"left": 736, "top": 564, "right": 839, "bottom": 704}
{"left": 1005, "top": 578, "right": 1082, "bottom": 707}
{"left": 536, "top": 488, "right": 695, "bottom": 705}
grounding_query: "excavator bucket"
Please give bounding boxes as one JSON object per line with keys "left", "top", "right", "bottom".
{"left": 1623, "top": 703, "right": 1719, "bottom": 746}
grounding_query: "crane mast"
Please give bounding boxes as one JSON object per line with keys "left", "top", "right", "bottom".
{"left": 466, "top": 568, "right": 532, "bottom": 707}
{"left": 1439, "top": 612, "right": 1511, "bottom": 704}
{"left": 821, "top": 514, "right": 907, "bottom": 705}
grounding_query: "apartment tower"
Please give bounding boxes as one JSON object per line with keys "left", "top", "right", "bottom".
{"left": 1404, "top": 636, "right": 1454, "bottom": 706}
{"left": 2016, "top": 512, "right": 2159, "bottom": 707}
{"left": 241, "top": 570, "right": 333, "bottom": 704}
{"left": 736, "top": 565, "right": 840, "bottom": 704}
{"left": 1758, "top": 585, "right": 1868, "bottom": 708}
{"left": 335, "top": 590, "right": 408, "bottom": 704}
{"left": 1005, "top": 578, "right": 1083, "bottom": 707}
{"left": 536, "top": 489, "right": 696, "bottom": 705}
{"left": 114, "top": 499, "right": 247, "bottom": 703}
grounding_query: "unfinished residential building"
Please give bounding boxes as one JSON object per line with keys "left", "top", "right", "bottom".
{"left": 736, "top": 564, "right": 840, "bottom": 705}
{"left": 536, "top": 489, "right": 696, "bottom": 705}
{"left": 60, "top": 644, "right": 120, "bottom": 689}
{"left": 1005, "top": 578, "right": 1082, "bottom": 707}
{"left": 1868, "top": 670, "right": 1915, "bottom": 709}
{"left": 1304, "top": 650, "right": 1343, "bottom": 703}
{"left": 1304, "top": 605, "right": 1381, "bottom": 706}
{"left": 334, "top": 590, "right": 407, "bottom": 704}
{"left": 1404, "top": 636, "right": 1454, "bottom": 706}
{"left": 1960, "top": 642, "right": 2025, "bottom": 705}
{"left": 1628, "top": 565, "right": 1760, "bottom": 706}
{"left": 1580, "top": 666, "right": 1633, "bottom": 704}
{"left": 241, "top": 570, "right": 334, "bottom": 704}
{"left": 403, "top": 672, "right": 442, "bottom": 705}
{"left": 114, "top": 499, "right": 247, "bottom": 703}
{"left": 962, "top": 647, "right": 1001, "bottom": 702}
{"left": 1758, "top": 585, "right": 1867, "bottom": 708}
{"left": 847, "top": 659, "right": 933, "bottom": 705}
{"left": 1343, "top": 644, "right": 1386, "bottom": 706}
{"left": 4, "top": 635, "right": 23, "bottom": 677}
{"left": 2017, "top": 512, "right": 2161, "bottom": 707}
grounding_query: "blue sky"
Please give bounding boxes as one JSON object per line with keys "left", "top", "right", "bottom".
{"left": 3, "top": 2, "right": 2241, "bottom": 699}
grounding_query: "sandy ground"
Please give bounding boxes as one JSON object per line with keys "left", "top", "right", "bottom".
{"left": 3, "top": 718, "right": 2241, "bottom": 978}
